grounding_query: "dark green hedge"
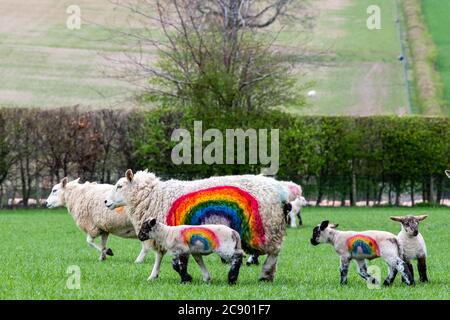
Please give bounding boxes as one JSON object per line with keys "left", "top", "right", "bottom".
{"left": 0, "top": 107, "right": 449, "bottom": 207}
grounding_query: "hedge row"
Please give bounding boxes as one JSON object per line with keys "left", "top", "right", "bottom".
{"left": 0, "top": 107, "right": 449, "bottom": 207}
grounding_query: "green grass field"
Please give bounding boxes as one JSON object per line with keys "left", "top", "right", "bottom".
{"left": 422, "top": 0, "right": 450, "bottom": 114}
{"left": 0, "top": 0, "right": 410, "bottom": 115}
{"left": 1, "top": 207, "right": 448, "bottom": 300}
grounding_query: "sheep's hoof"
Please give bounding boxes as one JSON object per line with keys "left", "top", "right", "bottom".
{"left": 181, "top": 275, "right": 193, "bottom": 283}
{"left": 147, "top": 275, "right": 158, "bottom": 281}
{"left": 99, "top": 255, "right": 107, "bottom": 261}
{"left": 105, "top": 248, "right": 114, "bottom": 256}
{"left": 228, "top": 280, "right": 237, "bottom": 285}
{"left": 135, "top": 259, "right": 145, "bottom": 264}
{"left": 258, "top": 277, "right": 273, "bottom": 282}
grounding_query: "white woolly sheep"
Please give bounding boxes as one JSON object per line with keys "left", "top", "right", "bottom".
{"left": 46, "top": 178, "right": 149, "bottom": 262}
{"left": 105, "top": 170, "right": 288, "bottom": 281}
{"left": 310, "top": 220, "right": 414, "bottom": 286}
{"left": 245, "top": 180, "right": 302, "bottom": 266}
{"left": 390, "top": 215, "right": 429, "bottom": 283}
{"left": 138, "top": 218, "right": 244, "bottom": 284}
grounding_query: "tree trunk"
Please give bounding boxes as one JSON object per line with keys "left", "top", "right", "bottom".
{"left": 410, "top": 181, "right": 415, "bottom": 207}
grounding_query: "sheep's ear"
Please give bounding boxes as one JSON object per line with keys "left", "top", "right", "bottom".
{"left": 126, "top": 169, "right": 134, "bottom": 182}
{"left": 445, "top": 170, "right": 450, "bottom": 178}
{"left": 415, "top": 215, "right": 428, "bottom": 221}
{"left": 61, "top": 177, "right": 68, "bottom": 188}
{"left": 390, "top": 216, "right": 404, "bottom": 222}
{"left": 150, "top": 218, "right": 157, "bottom": 227}
{"left": 330, "top": 223, "right": 339, "bottom": 229}
{"left": 320, "top": 220, "right": 329, "bottom": 231}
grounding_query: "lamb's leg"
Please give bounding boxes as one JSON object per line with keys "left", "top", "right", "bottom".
{"left": 227, "top": 251, "right": 243, "bottom": 285}
{"left": 394, "top": 258, "right": 414, "bottom": 286}
{"left": 246, "top": 254, "right": 260, "bottom": 266}
{"left": 289, "top": 210, "right": 297, "bottom": 228}
{"left": 148, "top": 250, "right": 166, "bottom": 281}
{"left": 355, "top": 259, "right": 376, "bottom": 284}
{"left": 259, "top": 253, "right": 279, "bottom": 282}
{"left": 135, "top": 241, "right": 149, "bottom": 264}
{"left": 417, "top": 256, "right": 428, "bottom": 282}
{"left": 172, "top": 253, "right": 192, "bottom": 283}
{"left": 339, "top": 257, "right": 350, "bottom": 285}
{"left": 383, "top": 264, "right": 398, "bottom": 286}
{"left": 401, "top": 261, "right": 414, "bottom": 284}
{"left": 193, "top": 255, "right": 211, "bottom": 282}
{"left": 297, "top": 210, "right": 303, "bottom": 226}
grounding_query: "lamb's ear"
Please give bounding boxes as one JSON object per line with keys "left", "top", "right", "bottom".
{"left": 390, "top": 216, "right": 404, "bottom": 222}
{"left": 150, "top": 218, "right": 157, "bottom": 227}
{"left": 61, "top": 177, "right": 68, "bottom": 188}
{"left": 126, "top": 169, "right": 134, "bottom": 182}
{"left": 330, "top": 223, "right": 339, "bottom": 229}
{"left": 415, "top": 215, "right": 428, "bottom": 221}
{"left": 320, "top": 220, "right": 329, "bottom": 231}
{"left": 445, "top": 170, "right": 450, "bottom": 179}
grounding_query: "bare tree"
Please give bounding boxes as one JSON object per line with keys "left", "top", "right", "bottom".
{"left": 105, "top": 0, "right": 311, "bottom": 111}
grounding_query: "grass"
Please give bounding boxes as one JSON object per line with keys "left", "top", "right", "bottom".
{"left": 422, "top": 0, "right": 450, "bottom": 114}
{"left": 0, "top": 207, "right": 448, "bottom": 300}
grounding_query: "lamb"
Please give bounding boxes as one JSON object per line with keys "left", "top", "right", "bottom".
{"left": 310, "top": 220, "right": 414, "bottom": 286}
{"left": 138, "top": 218, "right": 244, "bottom": 284}
{"left": 390, "top": 215, "right": 429, "bottom": 283}
{"left": 46, "top": 177, "right": 149, "bottom": 262}
{"left": 287, "top": 196, "right": 307, "bottom": 228}
{"left": 105, "top": 170, "right": 288, "bottom": 281}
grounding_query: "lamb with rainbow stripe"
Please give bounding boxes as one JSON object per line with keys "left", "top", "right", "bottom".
{"left": 105, "top": 170, "right": 293, "bottom": 282}
{"left": 138, "top": 219, "right": 244, "bottom": 284}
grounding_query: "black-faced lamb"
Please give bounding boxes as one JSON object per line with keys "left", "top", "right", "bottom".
{"left": 310, "top": 220, "right": 414, "bottom": 286}
{"left": 390, "top": 215, "right": 429, "bottom": 283}
{"left": 46, "top": 178, "right": 149, "bottom": 262}
{"left": 138, "top": 218, "right": 244, "bottom": 284}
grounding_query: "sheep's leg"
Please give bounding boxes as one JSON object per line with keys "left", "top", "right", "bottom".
{"left": 355, "top": 260, "right": 376, "bottom": 284}
{"left": 135, "top": 241, "right": 150, "bottom": 264}
{"left": 193, "top": 255, "right": 211, "bottom": 282}
{"left": 148, "top": 250, "right": 166, "bottom": 281}
{"left": 339, "top": 257, "right": 350, "bottom": 285}
{"left": 383, "top": 264, "right": 398, "bottom": 286}
{"left": 228, "top": 251, "right": 243, "bottom": 285}
{"left": 394, "top": 258, "right": 414, "bottom": 286}
{"left": 401, "top": 261, "right": 414, "bottom": 284}
{"left": 100, "top": 233, "right": 113, "bottom": 260}
{"left": 86, "top": 234, "right": 106, "bottom": 261}
{"left": 246, "top": 254, "right": 260, "bottom": 266}
{"left": 417, "top": 256, "right": 428, "bottom": 282}
{"left": 259, "top": 254, "right": 278, "bottom": 281}
{"left": 172, "top": 253, "right": 192, "bottom": 283}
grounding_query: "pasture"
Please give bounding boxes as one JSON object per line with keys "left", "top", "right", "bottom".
{"left": 422, "top": 0, "right": 450, "bottom": 114}
{"left": 0, "top": 207, "right": 448, "bottom": 300}
{"left": 0, "top": 0, "right": 409, "bottom": 115}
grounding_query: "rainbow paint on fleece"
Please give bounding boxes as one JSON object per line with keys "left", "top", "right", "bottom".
{"left": 346, "top": 235, "right": 380, "bottom": 257}
{"left": 166, "top": 186, "right": 265, "bottom": 250}
{"left": 181, "top": 227, "right": 220, "bottom": 251}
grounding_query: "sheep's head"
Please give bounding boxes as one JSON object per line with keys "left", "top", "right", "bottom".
{"left": 310, "top": 220, "right": 339, "bottom": 246}
{"left": 138, "top": 218, "right": 157, "bottom": 241}
{"left": 446, "top": 170, "right": 450, "bottom": 179}
{"left": 390, "top": 215, "right": 428, "bottom": 237}
{"left": 45, "top": 177, "right": 73, "bottom": 208}
{"left": 105, "top": 169, "right": 135, "bottom": 210}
